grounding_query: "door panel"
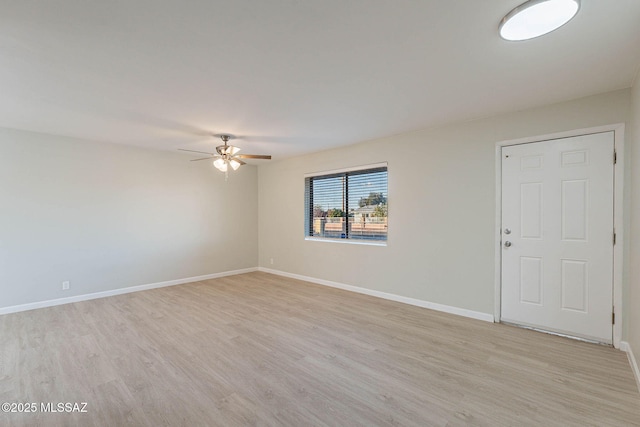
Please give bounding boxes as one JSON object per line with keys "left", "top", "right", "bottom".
{"left": 520, "top": 257, "right": 542, "bottom": 304}
{"left": 501, "top": 132, "right": 614, "bottom": 343}
{"left": 521, "top": 182, "right": 543, "bottom": 238}
{"left": 561, "top": 259, "right": 587, "bottom": 312}
{"left": 562, "top": 180, "right": 588, "bottom": 240}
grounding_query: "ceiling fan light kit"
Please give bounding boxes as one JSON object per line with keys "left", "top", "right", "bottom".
{"left": 499, "top": 0, "right": 580, "bottom": 41}
{"left": 179, "top": 134, "right": 272, "bottom": 177}
{"left": 213, "top": 158, "right": 227, "bottom": 171}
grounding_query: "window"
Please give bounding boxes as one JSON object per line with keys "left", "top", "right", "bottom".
{"left": 305, "top": 164, "right": 388, "bottom": 242}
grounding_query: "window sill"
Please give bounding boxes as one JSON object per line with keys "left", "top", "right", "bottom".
{"left": 304, "top": 237, "right": 387, "bottom": 247}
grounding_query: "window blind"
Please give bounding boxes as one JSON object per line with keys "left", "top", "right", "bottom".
{"left": 305, "top": 166, "right": 388, "bottom": 241}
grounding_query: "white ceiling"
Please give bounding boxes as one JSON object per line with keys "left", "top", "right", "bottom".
{"left": 1, "top": 1, "right": 640, "bottom": 160}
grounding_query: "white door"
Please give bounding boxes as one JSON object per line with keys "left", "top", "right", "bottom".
{"left": 501, "top": 132, "right": 614, "bottom": 343}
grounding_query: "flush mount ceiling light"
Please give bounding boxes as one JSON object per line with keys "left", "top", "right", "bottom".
{"left": 499, "top": 0, "right": 580, "bottom": 41}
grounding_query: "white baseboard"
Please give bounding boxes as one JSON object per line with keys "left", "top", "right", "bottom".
{"left": 258, "top": 267, "right": 494, "bottom": 323}
{"left": 620, "top": 341, "right": 640, "bottom": 394}
{"left": 0, "top": 267, "right": 258, "bottom": 316}
{"left": 1, "top": 266, "right": 495, "bottom": 324}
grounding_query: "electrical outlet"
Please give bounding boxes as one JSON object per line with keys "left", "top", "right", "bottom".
{"left": 62, "top": 281, "right": 70, "bottom": 290}
{"left": 270, "top": 258, "right": 274, "bottom": 265}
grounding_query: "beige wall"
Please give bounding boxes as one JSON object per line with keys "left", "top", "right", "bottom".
{"left": 258, "top": 89, "right": 631, "bottom": 317}
{"left": 0, "top": 128, "right": 258, "bottom": 309}
{"left": 629, "top": 76, "right": 640, "bottom": 356}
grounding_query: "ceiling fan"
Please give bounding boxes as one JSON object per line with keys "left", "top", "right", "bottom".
{"left": 178, "top": 135, "right": 271, "bottom": 172}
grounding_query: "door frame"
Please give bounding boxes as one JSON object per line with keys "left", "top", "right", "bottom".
{"left": 494, "top": 124, "right": 625, "bottom": 348}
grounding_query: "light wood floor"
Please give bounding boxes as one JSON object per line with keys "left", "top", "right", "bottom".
{"left": 1, "top": 272, "right": 639, "bottom": 426}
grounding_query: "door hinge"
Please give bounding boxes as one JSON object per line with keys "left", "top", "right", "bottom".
{"left": 613, "top": 230, "right": 616, "bottom": 245}
{"left": 612, "top": 311, "right": 615, "bottom": 325}
{"left": 614, "top": 150, "right": 617, "bottom": 164}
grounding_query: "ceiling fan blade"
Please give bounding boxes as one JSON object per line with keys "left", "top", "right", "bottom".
{"left": 237, "top": 154, "right": 271, "bottom": 160}
{"left": 179, "top": 148, "right": 215, "bottom": 155}
{"left": 217, "top": 145, "right": 240, "bottom": 155}
{"left": 231, "top": 157, "right": 246, "bottom": 165}
{"left": 191, "top": 157, "right": 216, "bottom": 162}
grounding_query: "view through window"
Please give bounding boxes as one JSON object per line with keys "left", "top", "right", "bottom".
{"left": 305, "top": 166, "right": 388, "bottom": 241}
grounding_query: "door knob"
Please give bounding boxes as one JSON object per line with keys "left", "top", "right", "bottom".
{"left": 504, "top": 241, "right": 512, "bottom": 248}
